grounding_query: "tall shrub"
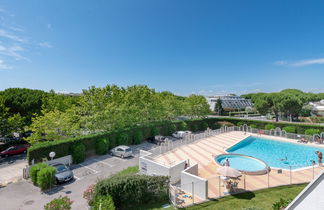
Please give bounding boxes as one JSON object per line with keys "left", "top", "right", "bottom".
{"left": 95, "top": 138, "right": 108, "bottom": 155}
{"left": 117, "top": 133, "right": 129, "bottom": 145}
{"left": 133, "top": 130, "right": 143, "bottom": 145}
{"left": 37, "top": 166, "right": 56, "bottom": 190}
{"left": 29, "top": 162, "right": 48, "bottom": 185}
{"left": 71, "top": 143, "right": 86, "bottom": 164}
{"left": 265, "top": 124, "right": 275, "bottom": 130}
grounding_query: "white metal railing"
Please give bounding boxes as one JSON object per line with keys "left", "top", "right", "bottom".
{"left": 155, "top": 125, "right": 321, "bottom": 157}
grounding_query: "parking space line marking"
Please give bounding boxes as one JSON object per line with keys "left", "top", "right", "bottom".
{"left": 93, "top": 158, "right": 114, "bottom": 167}
{"left": 74, "top": 175, "right": 81, "bottom": 181}
{"left": 78, "top": 163, "right": 99, "bottom": 173}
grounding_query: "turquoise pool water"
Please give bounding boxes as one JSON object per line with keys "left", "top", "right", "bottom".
{"left": 216, "top": 154, "right": 267, "bottom": 172}
{"left": 227, "top": 136, "right": 324, "bottom": 169}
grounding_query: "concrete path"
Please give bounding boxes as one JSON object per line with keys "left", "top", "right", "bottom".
{"left": 0, "top": 142, "right": 159, "bottom": 210}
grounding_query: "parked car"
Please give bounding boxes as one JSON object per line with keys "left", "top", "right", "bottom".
{"left": 172, "top": 131, "right": 192, "bottom": 139}
{"left": 147, "top": 135, "right": 166, "bottom": 145}
{"left": 110, "top": 145, "right": 133, "bottom": 158}
{"left": 50, "top": 163, "right": 74, "bottom": 184}
{"left": 0, "top": 144, "right": 29, "bottom": 157}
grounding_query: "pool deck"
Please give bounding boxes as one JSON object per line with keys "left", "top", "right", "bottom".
{"left": 154, "top": 131, "right": 324, "bottom": 199}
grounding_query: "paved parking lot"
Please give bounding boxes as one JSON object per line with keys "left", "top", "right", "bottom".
{"left": 0, "top": 153, "right": 27, "bottom": 186}
{"left": 0, "top": 142, "right": 160, "bottom": 209}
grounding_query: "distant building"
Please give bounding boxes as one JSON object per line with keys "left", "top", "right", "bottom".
{"left": 206, "top": 95, "right": 253, "bottom": 111}
{"left": 309, "top": 99, "right": 324, "bottom": 116}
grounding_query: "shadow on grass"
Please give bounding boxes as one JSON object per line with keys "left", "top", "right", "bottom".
{"left": 231, "top": 190, "right": 255, "bottom": 200}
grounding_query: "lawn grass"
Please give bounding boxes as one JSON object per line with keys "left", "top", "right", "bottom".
{"left": 185, "top": 184, "right": 307, "bottom": 210}
{"left": 138, "top": 184, "right": 307, "bottom": 210}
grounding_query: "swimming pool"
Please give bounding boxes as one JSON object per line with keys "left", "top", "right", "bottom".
{"left": 227, "top": 136, "right": 324, "bottom": 170}
{"left": 215, "top": 154, "right": 269, "bottom": 175}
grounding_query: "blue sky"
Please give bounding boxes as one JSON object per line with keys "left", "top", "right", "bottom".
{"left": 0, "top": 0, "right": 324, "bottom": 96}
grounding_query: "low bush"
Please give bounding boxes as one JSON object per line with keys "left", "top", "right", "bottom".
{"left": 265, "top": 124, "right": 275, "bottom": 130}
{"left": 133, "top": 130, "right": 143, "bottom": 145}
{"left": 83, "top": 184, "right": 95, "bottom": 206}
{"left": 29, "top": 162, "right": 48, "bottom": 185}
{"left": 178, "top": 121, "right": 187, "bottom": 130}
{"left": 92, "top": 195, "right": 115, "bottom": 210}
{"left": 305, "top": 128, "right": 320, "bottom": 136}
{"left": 272, "top": 198, "right": 292, "bottom": 210}
{"left": 117, "top": 133, "right": 129, "bottom": 145}
{"left": 94, "top": 174, "right": 169, "bottom": 209}
{"left": 71, "top": 143, "right": 86, "bottom": 164}
{"left": 44, "top": 196, "right": 73, "bottom": 210}
{"left": 37, "top": 166, "right": 56, "bottom": 190}
{"left": 95, "top": 138, "right": 108, "bottom": 155}
{"left": 282, "top": 126, "right": 296, "bottom": 133}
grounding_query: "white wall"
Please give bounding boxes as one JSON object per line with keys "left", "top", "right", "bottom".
{"left": 181, "top": 164, "right": 208, "bottom": 200}
{"left": 169, "top": 160, "right": 186, "bottom": 184}
{"left": 139, "top": 150, "right": 186, "bottom": 184}
{"left": 46, "top": 155, "right": 72, "bottom": 166}
{"left": 139, "top": 156, "right": 170, "bottom": 177}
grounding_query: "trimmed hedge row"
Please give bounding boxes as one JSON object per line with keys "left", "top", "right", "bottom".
{"left": 27, "top": 119, "right": 217, "bottom": 164}
{"left": 94, "top": 174, "right": 169, "bottom": 209}
{"left": 212, "top": 117, "right": 324, "bottom": 134}
{"left": 27, "top": 117, "right": 324, "bottom": 164}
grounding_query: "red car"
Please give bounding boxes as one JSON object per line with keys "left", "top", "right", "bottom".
{"left": 0, "top": 144, "right": 29, "bottom": 157}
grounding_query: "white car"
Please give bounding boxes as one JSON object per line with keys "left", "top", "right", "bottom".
{"left": 172, "top": 131, "right": 192, "bottom": 139}
{"left": 110, "top": 145, "right": 133, "bottom": 158}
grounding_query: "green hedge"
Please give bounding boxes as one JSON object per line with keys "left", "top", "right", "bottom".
{"left": 305, "top": 128, "right": 320, "bottom": 136}
{"left": 71, "top": 143, "right": 86, "bottom": 164}
{"left": 94, "top": 174, "right": 169, "bottom": 209}
{"left": 27, "top": 118, "right": 324, "bottom": 165}
{"left": 37, "top": 166, "right": 56, "bottom": 190}
{"left": 265, "top": 124, "right": 275, "bottom": 130}
{"left": 212, "top": 117, "right": 324, "bottom": 134}
{"left": 178, "top": 121, "right": 187, "bottom": 130}
{"left": 95, "top": 138, "right": 109, "bottom": 155}
{"left": 133, "top": 130, "right": 143, "bottom": 145}
{"left": 282, "top": 126, "right": 296, "bottom": 133}
{"left": 29, "top": 162, "right": 48, "bottom": 185}
{"left": 168, "top": 124, "right": 176, "bottom": 135}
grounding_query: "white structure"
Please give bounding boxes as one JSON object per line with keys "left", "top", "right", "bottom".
{"left": 139, "top": 150, "right": 186, "bottom": 184}
{"left": 181, "top": 164, "right": 208, "bottom": 200}
{"left": 206, "top": 95, "right": 253, "bottom": 111}
{"left": 309, "top": 100, "right": 324, "bottom": 116}
{"left": 286, "top": 170, "right": 324, "bottom": 210}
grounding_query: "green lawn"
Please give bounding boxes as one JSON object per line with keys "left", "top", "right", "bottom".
{"left": 138, "top": 184, "right": 307, "bottom": 210}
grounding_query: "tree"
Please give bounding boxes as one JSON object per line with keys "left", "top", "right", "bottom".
{"left": 184, "top": 95, "right": 210, "bottom": 117}
{"left": 214, "top": 98, "right": 223, "bottom": 115}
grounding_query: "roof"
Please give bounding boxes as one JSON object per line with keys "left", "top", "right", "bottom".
{"left": 286, "top": 170, "right": 324, "bottom": 210}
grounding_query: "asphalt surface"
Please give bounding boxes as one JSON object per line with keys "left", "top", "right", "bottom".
{"left": 0, "top": 153, "right": 26, "bottom": 169}
{"left": 0, "top": 142, "right": 161, "bottom": 210}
